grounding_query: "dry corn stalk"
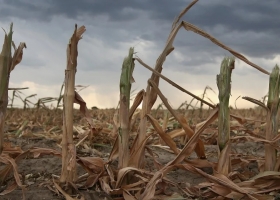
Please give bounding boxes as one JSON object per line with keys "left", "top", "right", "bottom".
{"left": 0, "top": 23, "right": 26, "bottom": 154}
{"left": 265, "top": 65, "right": 280, "bottom": 171}
{"left": 60, "top": 24, "right": 86, "bottom": 184}
{"left": 136, "top": 0, "right": 199, "bottom": 169}
{"left": 118, "top": 47, "right": 134, "bottom": 168}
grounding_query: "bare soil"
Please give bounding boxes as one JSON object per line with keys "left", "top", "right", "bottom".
{"left": 0, "top": 135, "right": 265, "bottom": 200}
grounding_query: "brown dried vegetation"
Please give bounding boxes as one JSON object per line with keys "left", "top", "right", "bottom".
{"left": 0, "top": 1, "right": 280, "bottom": 200}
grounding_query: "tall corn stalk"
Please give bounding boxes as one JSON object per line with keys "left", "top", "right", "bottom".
{"left": 216, "top": 57, "right": 234, "bottom": 174}
{"left": 265, "top": 65, "right": 280, "bottom": 171}
{"left": 135, "top": 0, "right": 200, "bottom": 168}
{"left": 118, "top": 47, "right": 134, "bottom": 168}
{"left": 60, "top": 24, "right": 86, "bottom": 183}
{"left": 0, "top": 23, "right": 26, "bottom": 154}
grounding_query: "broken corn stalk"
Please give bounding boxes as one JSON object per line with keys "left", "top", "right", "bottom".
{"left": 216, "top": 57, "right": 234, "bottom": 174}
{"left": 265, "top": 65, "right": 280, "bottom": 171}
{"left": 217, "top": 57, "right": 235, "bottom": 151}
{"left": 118, "top": 47, "right": 134, "bottom": 168}
{"left": 0, "top": 23, "right": 26, "bottom": 154}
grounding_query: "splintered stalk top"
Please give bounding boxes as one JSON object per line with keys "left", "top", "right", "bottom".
{"left": 267, "top": 65, "right": 280, "bottom": 109}
{"left": 217, "top": 57, "right": 235, "bottom": 150}
{"left": 0, "top": 24, "right": 13, "bottom": 100}
{"left": 217, "top": 57, "right": 235, "bottom": 101}
{"left": 119, "top": 47, "right": 134, "bottom": 107}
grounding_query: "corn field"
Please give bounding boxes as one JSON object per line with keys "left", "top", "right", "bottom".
{"left": 1, "top": 1, "right": 280, "bottom": 200}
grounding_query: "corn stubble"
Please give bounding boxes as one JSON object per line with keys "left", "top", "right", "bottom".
{"left": 0, "top": 23, "right": 26, "bottom": 154}
{"left": 60, "top": 24, "right": 86, "bottom": 185}
{"left": 1, "top": 1, "right": 280, "bottom": 200}
{"left": 265, "top": 65, "right": 280, "bottom": 171}
{"left": 118, "top": 47, "right": 134, "bottom": 169}
{"left": 216, "top": 57, "right": 234, "bottom": 175}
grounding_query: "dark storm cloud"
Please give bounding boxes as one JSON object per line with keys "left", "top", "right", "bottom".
{"left": 186, "top": 1, "right": 280, "bottom": 33}
{"left": 172, "top": 1, "right": 280, "bottom": 59}
{"left": 4, "top": 0, "right": 279, "bottom": 30}
{"left": 1, "top": 0, "right": 280, "bottom": 72}
{"left": 1, "top": 0, "right": 144, "bottom": 22}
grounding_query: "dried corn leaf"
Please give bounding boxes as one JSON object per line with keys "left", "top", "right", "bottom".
{"left": 0, "top": 154, "right": 25, "bottom": 195}
{"left": 78, "top": 157, "right": 104, "bottom": 174}
{"left": 182, "top": 21, "right": 269, "bottom": 75}
{"left": 128, "top": 133, "right": 153, "bottom": 167}
{"left": 129, "top": 89, "right": 144, "bottom": 122}
{"left": 146, "top": 114, "right": 180, "bottom": 155}
{"left": 10, "top": 42, "right": 26, "bottom": 72}
{"left": 148, "top": 79, "right": 206, "bottom": 159}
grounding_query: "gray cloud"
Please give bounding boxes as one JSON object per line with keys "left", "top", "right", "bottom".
{"left": 1, "top": 0, "right": 143, "bottom": 22}
{"left": 1, "top": 0, "right": 279, "bottom": 108}
{"left": 3, "top": 0, "right": 280, "bottom": 33}
{"left": 2, "top": 0, "right": 279, "bottom": 60}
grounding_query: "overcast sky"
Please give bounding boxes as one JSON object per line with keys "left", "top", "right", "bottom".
{"left": 1, "top": 0, "right": 280, "bottom": 109}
